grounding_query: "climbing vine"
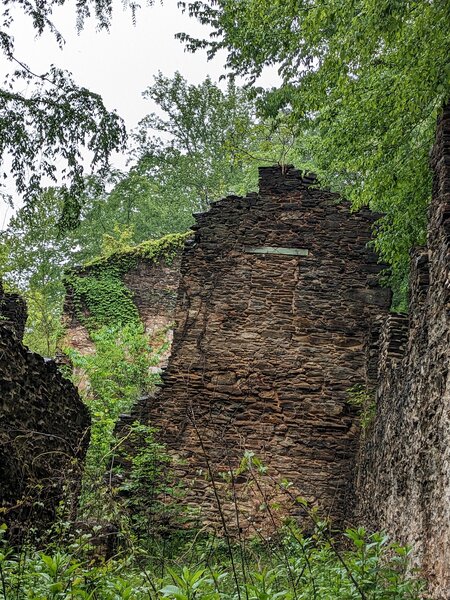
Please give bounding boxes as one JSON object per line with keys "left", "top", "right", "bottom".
{"left": 64, "top": 232, "right": 189, "bottom": 331}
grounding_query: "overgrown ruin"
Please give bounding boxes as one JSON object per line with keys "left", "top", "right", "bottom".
{"left": 111, "top": 168, "right": 391, "bottom": 534}
{"left": 59, "top": 105, "right": 450, "bottom": 598}
{"left": 63, "top": 234, "right": 186, "bottom": 368}
{"left": 0, "top": 283, "right": 90, "bottom": 540}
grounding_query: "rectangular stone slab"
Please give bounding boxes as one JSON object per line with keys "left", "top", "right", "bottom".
{"left": 244, "top": 246, "right": 309, "bottom": 256}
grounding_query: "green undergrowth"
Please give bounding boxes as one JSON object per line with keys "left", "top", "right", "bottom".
{"left": 66, "top": 322, "right": 165, "bottom": 520}
{"left": 0, "top": 522, "right": 424, "bottom": 599}
{"left": 64, "top": 232, "right": 190, "bottom": 330}
{"left": 61, "top": 234, "right": 191, "bottom": 529}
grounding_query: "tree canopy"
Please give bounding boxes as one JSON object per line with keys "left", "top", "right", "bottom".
{"left": 3, "top": 73, "right": 313, "bottom": 352}
{"left": 0, "top": 0, "right": 154, "bottom": 221}
{"left": 133, "top": 72, "right": 259, "bottom": 212}
{"left": 180, "top": 0, "right": 450, "bottom": 305}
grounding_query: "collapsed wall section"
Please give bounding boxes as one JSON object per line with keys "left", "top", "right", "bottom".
{"left": 140, "top": 168, "right": 390, "bottom": 533}
{"left": 356, "top": 105, "right": 450, "bottom": 599}
{"left": 63, "top": 234, "right": 186, "bottom": 366}
{"left": 0, "top": 283, "right": 90, "bottom": 540}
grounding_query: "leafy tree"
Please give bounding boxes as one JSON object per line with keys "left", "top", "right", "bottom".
{"left": 70, "top": 169, "right": 194, "bottom": 261}
{"left": 67, "top": 73, "right": 312, "bottom": 255}
{"left": 132, "top": 72, "right": 261, "bottom": 213}
{"left": 0, "top": 189, "right": 73, "bottom": 354}
{"left": 180, "top": 0, "right": 450, "bottom": 305}
{"left": 0, "top": 0, "right": 158, "bottom": 221}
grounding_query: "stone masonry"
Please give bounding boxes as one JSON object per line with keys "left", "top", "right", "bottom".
{"left": 63, "top": 249, "right": 182, "bottom": 367}
{"left": 0, "top": 282, "right": 90, "bottom": 540}
{"left": 136, "top": 168, "right": 391, "bottom": 534}
{"left": 356, "top": 104, "right": 450, "bottom": 599}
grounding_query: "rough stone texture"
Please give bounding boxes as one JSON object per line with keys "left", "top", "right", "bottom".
{"left": 0, "top": 282, "right": 90, "bottom": 540}
{"left": 63, "top": 255, "right": 182, "bottom": 367}
{"left": 356, "top": 105, "right": 450, "bottom": 599}
{"left": 0, "top": 286, "right": 27, "bottom": 340}
{"left": 135, "top": 167, "right": 391, "bottom": 534}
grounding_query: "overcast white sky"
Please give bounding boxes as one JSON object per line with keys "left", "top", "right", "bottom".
{"left": 0, "top": 0, "right": 279, "bottom": 228}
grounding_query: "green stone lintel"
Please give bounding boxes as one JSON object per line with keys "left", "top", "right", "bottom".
{"left": 244, "top": 246, "right": 309, "bottom": 256}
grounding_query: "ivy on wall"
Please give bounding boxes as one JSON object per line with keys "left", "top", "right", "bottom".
{"left": 64, "top": 232, "right": 189, "bottom": 330}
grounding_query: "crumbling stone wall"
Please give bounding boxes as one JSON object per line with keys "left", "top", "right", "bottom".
{"left": 136, "top": 168, "right": 390, "bottom": 534}
{"left": 63, "top": 239, "right": 183, "bottom": 366}
{"left": 356, "top": 105, "right": 450, "bottom": 599}
{"left": 0, "top": 282, "right": 90, "bottom": 540}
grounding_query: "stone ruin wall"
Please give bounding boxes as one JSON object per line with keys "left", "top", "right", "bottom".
{"left": 356, "top": 105, "right": 450, "bottom": 599}
{"left": 133, "top": 167, "right": 391, "bottom": 535}
{"left": 0, "top": 282, "right": 90, "bottom": 540}
{"left": 63, "top": 253, "right": 182, "bottom": 370}
{"left": 58, "top": 105, "right": 450, "bottom": 598}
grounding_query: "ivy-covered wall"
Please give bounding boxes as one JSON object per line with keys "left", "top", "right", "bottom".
{"left": 62, "top": 233, "right": 188, "bottom": 359}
